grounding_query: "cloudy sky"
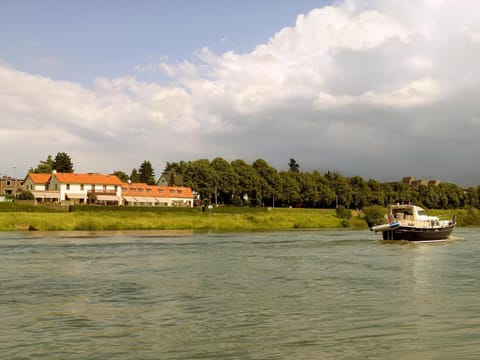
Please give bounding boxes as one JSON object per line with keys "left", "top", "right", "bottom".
{"left": 1, "top": 0, "right": 480, "bottom": 185}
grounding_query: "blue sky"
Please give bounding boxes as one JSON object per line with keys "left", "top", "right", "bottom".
{"left": 1, "top": 1, "right": 330, "bottom": 84}
{"left": 2, "top": 0, "right": 480, "bottom": 185}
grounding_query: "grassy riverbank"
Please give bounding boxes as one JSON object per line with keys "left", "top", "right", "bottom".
{"left": 0, "top": 203, "right": 472, "bottom": 232}
{"left": 0, "top": 204, "right": 366, "bottom": 231}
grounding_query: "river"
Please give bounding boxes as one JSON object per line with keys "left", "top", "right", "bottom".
{"left": 1, "top": 228, "right": 479, "bottom": 359}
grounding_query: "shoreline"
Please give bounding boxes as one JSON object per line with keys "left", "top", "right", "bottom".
{"left": 0, "top": 207, "right": 363, "bottom": 232}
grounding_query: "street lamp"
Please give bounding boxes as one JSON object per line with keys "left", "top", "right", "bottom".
{"left": 13, "top": 166, "right": 17, "bottom": 198}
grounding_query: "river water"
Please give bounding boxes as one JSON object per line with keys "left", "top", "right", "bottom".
{"left": 1, "top": 228, "right": 479, "bottom": 359}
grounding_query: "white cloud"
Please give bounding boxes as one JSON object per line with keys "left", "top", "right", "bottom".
{"left": 463, "top": 27, "right": 480, "bottom": 43}
{"left": 314, "top": 77, "right": 443, "bottom": 109}
{"left": 3, "top": 0, "right": 480, "bottom": 184}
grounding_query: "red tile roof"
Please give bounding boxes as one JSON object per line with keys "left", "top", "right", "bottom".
{"left": 53, "top": 172, "right": 122, "bottom": 185}
{"left": 26, "top": 173, "right": 51, "bottom": 184}
{"left": 121, "top": 182, "right": 193, "bottom": 198}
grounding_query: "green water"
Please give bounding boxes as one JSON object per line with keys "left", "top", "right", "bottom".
{"left": 0, "top": 228, "right": 479, "bottom": 359}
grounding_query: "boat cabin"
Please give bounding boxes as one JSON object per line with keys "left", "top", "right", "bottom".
{"left": 389, "top": 204, "right": 441, "bottom": 228}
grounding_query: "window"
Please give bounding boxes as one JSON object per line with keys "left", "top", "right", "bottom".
{"left": 66, "top": 184, "right": 70, "bottom": 190}
{"left": 80, "top": 184, "right": 84, "bottom": 191}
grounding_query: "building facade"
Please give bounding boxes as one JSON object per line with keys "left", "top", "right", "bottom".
{"left": 23, "top": 173, "right": 60, "bottom": 203}
{"left": 0, "top": 176, "right": 23, "bottom": 197}
{"left": 21, "top": 171, "right": 195, "bottom": 207}
{"left": 122, "top": 182, "right": 194, "bottom": 207}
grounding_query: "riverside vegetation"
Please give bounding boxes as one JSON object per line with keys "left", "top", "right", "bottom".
{"left": 0, "top": 203, "right": 354, "bottom": 231}
{"left": 0, "top": 202, "right": 474, "bottom": 232}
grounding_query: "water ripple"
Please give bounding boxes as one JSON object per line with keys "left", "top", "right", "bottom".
{"left": 1, "top": 229, "right": 479, "bottom": 359}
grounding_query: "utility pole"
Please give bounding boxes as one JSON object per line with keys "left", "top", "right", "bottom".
{"left": 13, "top": 166, "right": 17, "bottom": 198}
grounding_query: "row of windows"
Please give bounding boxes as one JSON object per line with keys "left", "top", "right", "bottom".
{"left": 27, "top": 184, "right": 119, "bottom": 192}
{"left": 121, "top": 187, "right": 183, "bottom": 194}
{"left": 64, "top": 184, "right": 118, "bottom": 191}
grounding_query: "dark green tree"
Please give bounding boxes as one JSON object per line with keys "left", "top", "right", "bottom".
{"left": 111, "top": 170, "right": 129, "bottom": 182}
{"left": 312, "top": 170, "right": 336, "bottom": 207}
{"left": 31, "top": 155, "right": 55, "bottom": 173}
{"left": 288, "top": 158, "right": 300, "bottom": 173}
{"left": 277, "top": 171, "right": 301, "bottom": 206}
{"left": 298, "top": 172, "right": 320, "bottom": 207}
{"left": 130, "top": 168, "right": 140, "bottom": 183}
{"left": 349, "top": 176, "right": 370, "bottom": 209}
{"left": 184, "top": 159, "right": 218, "bottom": 203}
{"left": 53, "top": 152, "right": 74, "bottom": 173}
{"left": 253, "top": 159, "right": 280, "bottom": 206}
{"left": 17, "top": 190, "right": 34, "bottom": 200}
{"left": 325, "top": 171, "right": 352, "bottom": 208}
{"left": 139, "top": 160, "right": 156, "bottom": 185}
{"left": 211, "top": 157, "right": 239, "bottom": 205}
{"left": 164, "top": 161, "right": 188, "bottom": 176}
{"left": 367, "top": 179, "right": 386, "bottom": 206}
{"left": 230, "top": 159, "right": 262, "bottom": 206}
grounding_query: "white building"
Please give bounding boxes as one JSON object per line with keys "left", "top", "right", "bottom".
{"left": 48, "top": 171, "right": 123, "bottom": 204}
{"left": 23, "top": 173, "right": 60, "bottom": 203}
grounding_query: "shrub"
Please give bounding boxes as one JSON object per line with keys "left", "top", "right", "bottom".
{"left": 17, "top": 190, "right": 34, "bottom": 200}
{"left": 336, "top": 205, "right": 352, "bottom": 219}
{"left": 362, "top": 206, "right": 387, "bottom": 227}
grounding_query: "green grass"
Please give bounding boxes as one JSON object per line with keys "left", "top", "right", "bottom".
{"left": 0, "top": 206, "right": 349, "bottom": 232}
{"left": 4, "top": 203, "right": 474, "bottom": 232}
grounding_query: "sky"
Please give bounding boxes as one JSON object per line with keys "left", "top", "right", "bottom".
{"left": 2, "top": 0, "right": 480, "bottom": 186}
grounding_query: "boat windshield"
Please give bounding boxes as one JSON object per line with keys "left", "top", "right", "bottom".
{"left": 417, "top": 210, "right": 427, "bottom": 216}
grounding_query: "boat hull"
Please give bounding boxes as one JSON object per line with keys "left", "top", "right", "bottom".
{"left": 381, "top": 225, "right": 455, "bottom": 241}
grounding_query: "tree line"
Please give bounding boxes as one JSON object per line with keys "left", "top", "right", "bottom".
{"left": 30, "top": 154, "right": 480, "bottom": 209}
{"left": 158, "top": 157, "right": 476, "bottom": 210}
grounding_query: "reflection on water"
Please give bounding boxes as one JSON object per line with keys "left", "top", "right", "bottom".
{"left": 0, "top": 229, "right": 479, "bottom": 359}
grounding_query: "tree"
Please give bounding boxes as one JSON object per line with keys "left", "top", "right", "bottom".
{"left": 184, "top": 159, "right": 218, "bottom": 203}
{"left": 288, "top": 158, "right": 300, "bottom": 173}
{"left": 312, "top": 171, "right": 336, "bottom": 208}
{"left": 111, "top": 170, "right": 129, "bottom": 182}
{"left": 277, "top": 171, "right": 301, "bottom": 206}
{"left": 164, "top": 161, "right": 188, "bottom": 176}
{"left": 139, "top": 160, "right": 156, "bottom": 185}
{"left": 231, "top": 159, "right": 262, "bottom": 206}
{"left": 298, "top": 172, "right": 320, "bottom": 207}
{"left": 130, "top": 168, "right": 140, "bottom": 183}
{"left": 53, "top": 152, "right": 74, "bottom": 173}
{"left": 17, "top": 190, "right": 34, "bottom": 200}
{"left": 367, "top": 179, "right": 385, "bottom": 206}
{"left": 253, "top": 159, "right": 279, "bottom": 206}
{"left": 31, "top": 155, "right": 55, "bottom": 174}
{"left": 325, "top": 171, "right": 352, "bottom": 208}
{"left": 349, "top": 176, "right": 370, "bottom": 209}
{"left": 211, "top": 157, "right": 239, "bottom": 205}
